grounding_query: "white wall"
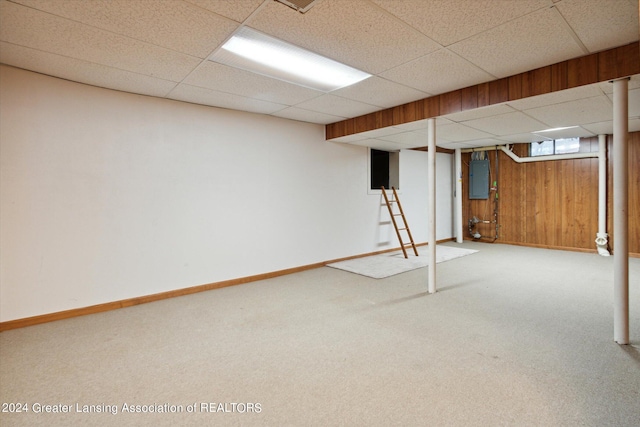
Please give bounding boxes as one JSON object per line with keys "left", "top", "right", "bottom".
{"left": 0, "top": 66, "right": 453, "bottom": 321}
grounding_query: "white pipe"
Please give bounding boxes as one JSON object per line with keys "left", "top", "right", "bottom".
{"left": 613, "top": 78, "right": 629, "bottom": 345}
{"left": 455, "top": 148, "right": 463, "bottom": 243}
{"left": 596, "top": 134, "right": 610, "bottom": 256}
{"left": 500, "top": 146, "right": 598, "bottom": 163}
{"left": 427, "top": 118, "right": 436, "bottom": 294}
{"left": 460, "top": 145, "right": 507, "bottom": 153}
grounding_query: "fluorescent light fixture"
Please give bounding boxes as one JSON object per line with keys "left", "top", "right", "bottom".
{"left": 210, "top": 27, "right": 371, "bottom": 92}
{"left": 535, "top": 126, "right": 579, "bottom": 133}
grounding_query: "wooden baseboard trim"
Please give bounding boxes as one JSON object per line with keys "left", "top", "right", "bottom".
{"left": 465, "top": 238, "right": 640, "bottom": 258}
{"left": 0, "top": 239, "right": 454, "bottom": 332}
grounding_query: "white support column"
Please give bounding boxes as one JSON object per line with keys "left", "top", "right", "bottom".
{"left": 613, "top": 78, "right": 629, "bottom": 345}
{"left": 428, "top": 118, "right": 436, "bottom": 294}
{"left": 596, "top": 134, "right": 610, "bottom": 256}
{"left": 455, "top": 148, "right": 463, "bottom": 243}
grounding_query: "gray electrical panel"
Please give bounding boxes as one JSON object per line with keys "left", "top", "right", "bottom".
{"left": 469, "top": 159, "right": 489, "bottom": 199}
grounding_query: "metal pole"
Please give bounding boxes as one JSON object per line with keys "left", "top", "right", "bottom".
{"left": 613, "top": 78, "right": 629, "bottom": 345}
{"left": 428, "top": 118, "right": 436, "bottom": 294}
{"left": 455, "top": 148, "right": 463, "bottom": 243}
{"left": 596, "top": 134, "right": 610, "bottom": 256}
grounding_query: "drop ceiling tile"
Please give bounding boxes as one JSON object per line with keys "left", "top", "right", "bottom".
{"left": 331, "top": 76, "right": 429, "bottom": 108}
{"left": 0, "top": 1, "right": 201, "bottom": 82}
{"left": 184, "top": 0, "right": 264, "bottom": 23}
{"left": 380, "top": 49, "right": 495, "bottom": 94}
{"left": 437, "top": 141, "right": 477, "bottom": 149}
{"left": 329, "top": 126, "right": 405, "bottom": 142}
{"left": 271, "top": 107, "right": 345, "bottom": 125}
{"left": 524, "top": 96, "right": 614, "bottom": 128}
{"left": 390, "top": 118, "right": 451, "bottom": 132}
{"left": 248, "top": 0, "right": 441, "bottom": 75}
{"left": 606, "top": 88, "right": 640, "bottom": 118}
{"left": 184, "top": 62, "right": 323, "bottom": 105}
{"left": 435, "top": 123, "right": 495, "bottom": 142}
{"left": 378, "top": 131, "right": 431, "bottom": 146}
{"left": 338, "top": 138, "right": 405, "bottom": 151}
{"left": 293, "top": 94, "right": 380, "bottom": 118}
{"left": 445, "top": 104, "right": 516, "bottom": 123}
{"left": 629, "top": 117, "right": 640, "bottom": 132}
{"left": 10, "top": 0, "right": 239, "bottom": 58}
{"left": 507, "top": 84, "right": 604, "bottom": 111}
{"left": 0, "top": 43, "right": 176, "bottom": 98}
{"left": 168, "top": 84, "right": 286, "bottom": 114}
{"left": 498, "top": 133, "right": 552, "bottom": 143}
{"left": 371, "top": 0, "right": 548, "bottom": 46}
{"left": 449, "top": 7, "right": 584, "bottom": 78}
{"left": 581, "top": 121, "right": 613, "bottom": 135}
{"left": 462, "top": 112, "right": 549, "bottom": 136}
{"left": 532, "top": 126, "right": 595, "bottom": 139}
{"left": 555, "top": 0, "right": 639, "bottom": 52}
{"left": 598, "top": 75, "right": 640, "bottom": 94}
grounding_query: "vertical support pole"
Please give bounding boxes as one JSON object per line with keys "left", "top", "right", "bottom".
{"left": 598, "top": 134, "right": 607, "bottom": 234}
{"left": 455, "top": 148, "right": 463, "bottom": 243}
{"left": 428, "top": 118, "right": 436, "bottom": 294}
{"left": 596, "top": 134, "right": 610, "bottom": 256}
{"left": 613, "top": 78, "right": 629, "bottom": 345}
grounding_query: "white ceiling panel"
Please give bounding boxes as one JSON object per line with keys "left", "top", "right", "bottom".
{"left": 168, "top": 84, "right": 287, "bottom": 114}
{"left": 581, "top": 121, "right": 614, "bottom": 136}
{"left": 0, "top": 42, "right": 177, "bottom": 98}
{"left": 9, "top": 0, "right": 239, "bottom": 58}
{"left": 331, "top": 76, "right": 429, "bottom": 109}
{"left": 271, "top": 107, "right": 345, "bottom": 125}
{"left": 0, "top": 1, "right": 201, "bottom": 82}
{"left": 184, "top": 0, "right": 265, "bottom": 23}
{"left": 380, "top": 48, "right": 496, "bottom": 94}
{"left": 371, "top": 0, "right": 549, "bottom": 47}
{"left": 449, "top": 7, "right": 585, "bottom": 78}
{"left": 462, "top": 112, "right": 549, "bottom": 136}
{"left": 0, "top": 0, "right": 637, "bottom": 148}
{"left": 378, "top": 131, "right": 431, "bottom": 146}
{"left": 248, "top": 0, "right": 441, "bottom": 75}
{"left": 498, "top": 133, "right": 552, "bottom": 143}
{"left": 555, "top": 0, "right": 639, "bottom": 53}
{"left": 329, "top": 125, "right": 406, "bottom": 143}
{"left": 445, "top": 104, "right": 517, "bottom": 123}
{"left": 507, "top": 85, "right": 605, "bottom": 111}
{"left": 598, "top": 75, "right": 640, "bottom": 94}
{"left": 524, "top": 96, "right": 614, "bottom": 128}
{"left": 184, "top": 61, "right": 323, "bottom": 105}
{"left": 435, "top": 123, "right": 495, "bottom": 142}
{"left": 531, "top": 126, "right": 596, "bottom": 140}
{"left": 606, "top": 88, "right": 640, "bottom": 118}
{"left": 293, "top": 94, "right": 380, "bottom": 118}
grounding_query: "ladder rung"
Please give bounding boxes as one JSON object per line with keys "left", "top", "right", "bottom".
{"left": 403, "top": 242, "right": 414, "bottom": 246}
{"left": 393, "top": 213, "right": 403, "bottom": 216}
{"left": 399, "top": 227, "right": 407, "bottom": 230}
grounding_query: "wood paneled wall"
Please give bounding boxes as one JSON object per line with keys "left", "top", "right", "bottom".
{"left": 327, "top": 42, "right": 639, "bottom": 140}
{"left": 462, "top": 132, "right": 639, "bottom": 255}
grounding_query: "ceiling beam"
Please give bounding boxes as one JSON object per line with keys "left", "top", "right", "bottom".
{"left": 326, "top": 42, "right": 639, "bottom": 140}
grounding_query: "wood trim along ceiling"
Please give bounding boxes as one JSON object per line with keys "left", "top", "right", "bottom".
{"left": 326, "top": 42, "right": 640, "bottom": 140}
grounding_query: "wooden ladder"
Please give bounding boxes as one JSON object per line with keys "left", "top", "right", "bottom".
{"left": 381, "top": 186, "right": 418, "bottom": 258}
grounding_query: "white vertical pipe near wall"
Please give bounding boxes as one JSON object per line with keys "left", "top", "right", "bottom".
{"left": 455, "top": 148, "right": 463, "bottom": 243}
{"left": 596, "top": 134, "right": 610, "bottom": 256}
{"left": 613, "top": 78, "right": 629, "bottom": 345}
{"left": 428, "top": 118, "right": 436, "bottom": 294}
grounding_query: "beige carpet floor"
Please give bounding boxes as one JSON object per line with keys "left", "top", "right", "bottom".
{"left": 1, "top": 242, "right": 639, "bottom": 426}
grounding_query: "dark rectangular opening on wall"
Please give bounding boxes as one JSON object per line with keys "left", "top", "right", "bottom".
{"left": 371, "top": 149, "right": 390, "bottom": 189}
